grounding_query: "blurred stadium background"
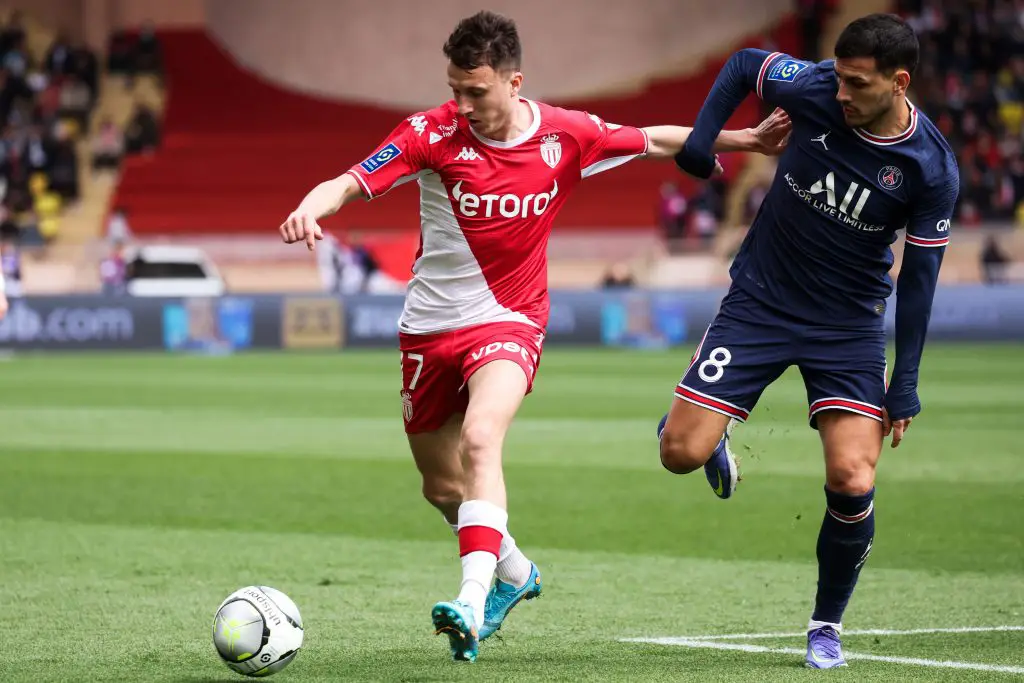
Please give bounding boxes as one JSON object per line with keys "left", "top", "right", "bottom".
{"left": 0, "top": 1, "right": 1022, "bottom": 681}
{"left": 2, "top": 0, "right": 1023, "bottom": 302}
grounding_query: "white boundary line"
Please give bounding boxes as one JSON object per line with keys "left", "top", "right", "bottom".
{"left": 674, "top": 625, "right": 1024, "bottom": 640}
{"left": 620, "top": 626, "right": 1024, "bottom": 675}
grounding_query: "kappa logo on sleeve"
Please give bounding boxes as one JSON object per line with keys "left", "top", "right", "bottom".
{"left": 767, "top": 59, "right": 808, "bottom": 83}
{"left": 408, "top": 115, "right": 428, "bottom": 135}
{"left": 359, "top": 143, "right": 403, "bottom": 174}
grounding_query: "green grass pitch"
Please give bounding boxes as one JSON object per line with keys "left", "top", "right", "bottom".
{"left": 0, "top": 345, "right": 1021, "bottom": 681}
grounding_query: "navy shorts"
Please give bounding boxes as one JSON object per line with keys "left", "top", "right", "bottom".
{"left": 676, "top": 288, "right": 887, "bottom": 428}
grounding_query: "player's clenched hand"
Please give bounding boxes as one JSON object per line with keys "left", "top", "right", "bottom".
{"left": 750, "top": 107, "right": 792, "bottom": 156}
{"left": 882, "top": 408, "right": 912, "bottom": 448}
{"left": 279, "top": 212, "right": 323, "bottom": 251}
{"left": 0, "top": 293, "right": 7, "bottom": 321}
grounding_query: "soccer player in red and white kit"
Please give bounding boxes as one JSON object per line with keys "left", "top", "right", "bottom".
{"left": 279, "top": 11, "right": 790, "bottom": 663}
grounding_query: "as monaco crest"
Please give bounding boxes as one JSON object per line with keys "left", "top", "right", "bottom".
{"left": 540, "top": 134, "right": 561, "bottom": 169}
{"left": 401, "top": 390, "right": 413, "bottom": 423}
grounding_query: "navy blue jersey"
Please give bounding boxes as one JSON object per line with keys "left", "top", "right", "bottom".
{"left": 677, "top": 49, "right": 960, "bottom": 420}
{"left": 716, "top": 51, "right": 958, "bottom": 325}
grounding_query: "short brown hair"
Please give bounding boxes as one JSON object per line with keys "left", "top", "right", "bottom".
{"left": 443, "top": 11, "right": 521, "bottom": 72}
{"left": 835, "top": 13, "right": 919, "bottom": 75}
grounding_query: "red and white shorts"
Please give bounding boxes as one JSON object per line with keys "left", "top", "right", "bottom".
{"left": 398, "top": 321, "right": 545, "bottom": 434}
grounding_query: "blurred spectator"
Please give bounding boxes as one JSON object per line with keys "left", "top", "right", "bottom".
{"left": 744, "top": 176, "right": 773, "bottom": 225}
{"left": 318, "top": 231, "right": 396, "bottom": 294}
{"left": 31, "top": 177, "right": 61, "bottom": 244}
{"left": 661, "top": 177, "right": 726, "bottom": 254}
{"left": 12, "top": 205, "right": 38, "bottom": 244}
{"left": 0, "top": 202, "right": 16, "bottom": 237}
{"left": 1009, "top": 155, "right": 1024, "bottom": 206}
{"left": 105, "top": 206, "right": 133, "bottom": 244}
{"left": 980, "top": 235, "right": 1011, "bottom": 284}
{"left": 657, "top": 182, "right": 687, "bottom": 244}
{"left": 685, "top": 180, "right": 725, "bottom": 250}
{"left": 2, "top": 35, "right": 28, "bottom": 78}
{"left": 57, "top": 74, "right": 92, "bottom": 127}
{"left": 0, "top": 68, "right": 33, "bottom": 125}
{"left": 352, "top": 240, "right": 381, "bottom": 288}
{"left": 124, "top": 102, "right": 161, "bottom": 155}
{"left": 899, "top": 0, "right": 1024, "bottom": 224}
{"left": 107, "top": 24, "right": 164, "bottom": 85}
{"left": 25, "top": 123, "right": 50, "bottom": 174}
{"left": 797, "top": 0, "right": 838, "bottom": 61}
{"left": 106, "top": 29, "right": 135, "bottom": 74}
{"left": 92, "top": 117, "right": 124, "bottom": 170}
{"left": 45, "top": 123, "right": 78, "bottom": 201}
{"left": 5, "top": 159, "right": 32, "bottom": 208}
{"left": 72, "top": 42, "right": 99, "bottom": 102}
{"left": 318, "top": 232, "right": 366, "bottom": 294}
{"left": 44, "top": 32, "right": 74, "bottom": 77}
{"left": 43, "top": 33, "right": 99, "bottom": 111}
{"left": 0, "top": 25, "right": 97, "bottom": 249}
{"left": 689, "top": 206, "right": 719, "bottom": 248}
{"left": 348, "top": 233, "right": 405, "bottom": 293}
{"left": 0, "top": 12, "right": 26, "bottom": 57}
{"left": 133, "top": 23, "right": 164, "bottom": 77}
{"left": 601, "top": 262, "right": 636, "bottom": 289}
{"left": 0, "top": 228, "right": 21, "bottom": 296}
{"left": 36, "top": 75, "right": 61, "bottom": 123}
{"left": 99, "top": 241, "right": 128, "bottom": 295}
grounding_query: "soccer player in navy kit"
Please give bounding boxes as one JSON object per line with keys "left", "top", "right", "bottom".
{"left": 660, "top": 14, "right": 959, "bottom": 668}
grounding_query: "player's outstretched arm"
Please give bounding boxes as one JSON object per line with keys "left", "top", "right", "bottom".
{"left": 279, "top": 173, "right": 365, "bottom": 251}
{"left": 675, "top": 48, "right": 806, "bottom": 178}
{"left": 643, "top": 107, "right": 791, "bottom": 159}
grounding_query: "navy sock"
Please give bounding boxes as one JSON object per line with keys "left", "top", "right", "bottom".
{"left": 812, "top": 486, "right": 875, "bottom": 624}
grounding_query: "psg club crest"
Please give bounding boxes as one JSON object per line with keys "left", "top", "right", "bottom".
{"left": 540, "top": 134, "right": 562, "bottom": 169}
{"left": 878, "top": 165, "right": 903, "bottom": 191}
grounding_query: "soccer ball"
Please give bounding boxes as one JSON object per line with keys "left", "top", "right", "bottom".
{"left": 212, "top": 586, "right": 304, "bottom": 677}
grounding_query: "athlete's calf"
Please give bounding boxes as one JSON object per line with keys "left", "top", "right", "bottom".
{"left": 811, "top": 411, "right": 881, "bottom": 631}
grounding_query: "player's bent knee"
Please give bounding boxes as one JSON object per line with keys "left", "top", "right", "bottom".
{"left": 659, "top": 432, "right": 712, "bottom": 474}
{"left": 660, "top": 397, "right": 734, "bottom": 474}
{"left": 819, "top": 412, "right": 882, "bottom": 495}
{"left": 825, "top": 463, "right": 876, "bottom": 495}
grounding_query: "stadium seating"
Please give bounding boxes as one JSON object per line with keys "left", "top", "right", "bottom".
{"left": 111, "top": 21, "right": 798, "bottom": 257}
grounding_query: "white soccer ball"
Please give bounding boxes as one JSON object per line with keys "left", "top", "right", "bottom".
{"left": 212, "top": 585, "right": 304, "bottom": 677}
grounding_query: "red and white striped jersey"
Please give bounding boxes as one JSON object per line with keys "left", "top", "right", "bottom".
{"left": 346, "top": 98, "right": 648, "bottom": 334}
